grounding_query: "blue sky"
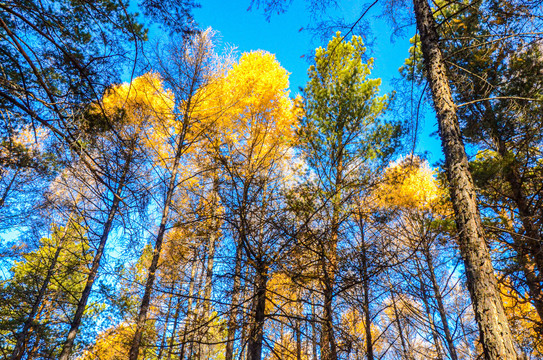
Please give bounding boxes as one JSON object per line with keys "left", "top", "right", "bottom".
{"left": 191, "top": 0, "right": 443, "bottom": 162}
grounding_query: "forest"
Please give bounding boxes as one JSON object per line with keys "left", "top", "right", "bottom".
{"left": 0, "top": 0, "right": 542, "bottom": 359}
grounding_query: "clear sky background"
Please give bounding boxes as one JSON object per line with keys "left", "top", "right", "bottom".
{"left": 191, "top": 0, "right": 443, "bottom": 163}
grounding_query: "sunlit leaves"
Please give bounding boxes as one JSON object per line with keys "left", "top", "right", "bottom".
{"left": 375, "top": 156, "right": 451, "bottom": 215}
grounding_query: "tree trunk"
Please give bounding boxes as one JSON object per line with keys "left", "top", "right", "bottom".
{"left": 412, "top": 0, "right": 518, "bottom": 358}
{"left": 390, "top": 286, "right": 413, "bottom": 360}
{"left": 414, "top": 256, "right": 445, "bottom": 360}
{"left": 496, "top": 138, "right": 543, "bottom": 326}
{"left": 129, "top": 55, "right": 201, "bottom": 359}
{"left": 158, "top": 281, "right": 176, "bottom": 360}
{"left": 165, "top": 290, "right": 183, "bottom": 360}
{"left": 179, "top": 255, "right": 198, "bottom": 359}
{"left": 246, "top": 262, "right": 268, "bottom": 360}
{"left": 225, "top": 236, "right": 244, "bottom": 360}
{"left": 423, "top": 245, "right": 458, "bottom": 360}
{"left": 58, "top": 144, "right": 135, "bottom": 360}
{"left": 359, "top": 222, "right": 374, "bottom": 360}
{"left": 311, "top": 296, "right": 318, "bottom": 360}
{"left": 10, "top": 223, "right": 68, "bottom": 360}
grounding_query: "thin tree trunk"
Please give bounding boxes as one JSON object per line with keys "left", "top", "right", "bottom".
{"left": 158, "top": 281, "right": 176, "bottom": 360}
{"left": 414, "top": 257, "right": 445, "bottom": 360}
{"left": 246, "top": 262, "right": 268, "bottom": 360}
{"left": 58, "top": 144, "right": 135, "bottom": 360}
{"left": 412, "top": 0, "right": 518, "bottom": 358}
{"left": 359, "top": 221, "right": 374, "bottom": 360}
{"left": 311, "top": 295, "right": 318, "bottom": 360}
{"left": 10, "top": 222, "right": 71, "bottom": 360}
{"left": 390, "top": 287, "right": 412, "bottom": 360}
{"left": 423, "top": 245, "right": 458, "bottom": 360}
{"left": 166, "top": 291, "right": 183, "bottom": 360}
{"left": 295, "top": 318, "right": 302, "bottom": 360}
{"left": 496, "top": 138, "right": 543, "bottom": 325}
{"left": 225, "top": 236, "right": 244, "bottom": 360}
{"left": 177, "top": 253, "right": 200, "bottom": 360}
{"left": 129, "top": 50, "right": 202, "bottom": 359}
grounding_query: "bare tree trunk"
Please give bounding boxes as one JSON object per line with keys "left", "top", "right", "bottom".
{"left": 414, "top": 257, "right": 445, "bottom": 360}
{"left": 129, "top": 40, "right": 205, "bottom": 359}
{"left": 166, "top": 291, "right": 183, "bottom": 360}
{"left": 178, "top": 254, "right": 200, "bottom": 360}
{"left": 295, "top": 318, "right": 302, "bottom": 360}
{"left": 495, "top": 138, "right": 543, "bottom": 326}
{"left": 311, "top": 296, "right": 318, "bottom": 360}
{"left": 246, "top": 262, "right": 268, "bottom": 360}
{"left": 59, "top": 145, "right": 135, "bottom": 360}
{"left": 359, "top": 222, "right": 374, "bottom": 360}
{"left": 412, "top": 0, "right": 518, "bottom": 358}
{"left": 390, "top": 287, "right": 413, "bottom": 360}
{"left": 422, "top": 245, "right": 458, "bottom": 360}
{"left": 225, "top": 237, "right": 244, "bottom": 360}
{"left": 158, "top": 281, "right": 176, "bottom": 360}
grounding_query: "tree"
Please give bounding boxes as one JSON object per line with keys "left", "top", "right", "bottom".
{"left": 56, "top": 72, "right": 173, "bottom": 360}
{"left": 1, "top": 220, "right": 92, "bottom": 359}
{"left": 202, "top": 50, "right": 299, "bottom": 360}
{"left": 297, "top": 32, "right": 399, "bottom": 360}
{"left": 410, "top": 0, "right": 517, "bottom": 357}
{"left": 128, "top": 29, "right": 220, "bottom": 360}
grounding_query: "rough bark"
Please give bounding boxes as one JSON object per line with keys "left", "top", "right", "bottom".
{"left": 412, "top": 0, "right": 518, "bottom": 358}
{"left": 246, "top": 262, "right": 268, "bottom": 360}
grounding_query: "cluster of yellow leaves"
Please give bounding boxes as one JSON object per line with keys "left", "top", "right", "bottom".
{"left": 98, "top": 73, "right": 174, "bottom": 128}
{"left": 340, "top": 309, "right": 382, "bottom": 353}
{"left": 196, "top": 51, "right": 298, "bottom": 173}
{"left": 499, "top": 281, "right": 543, "bottom": 355}
{"left": 266, "top": 272, "right": 299, "bottom": 315}
{"left": 375, "top": 157, "right": 450, "bottom": 215}
{"left": 95, "top": 72, "right": 176, "bottom": 162}
{"left": 78, "top": 322, "right": 157, "bottom": 360}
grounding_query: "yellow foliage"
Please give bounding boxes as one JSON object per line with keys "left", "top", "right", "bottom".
{"left": 266, "top": 272, "right": 299, "bottom": 316}
{"left": 196, "top": 51, "right": 298, "bottom": 174}
{"left": 340, "top": 308, "right": 382, "bottom": 352}
{"left": 78, "top": 322, "right": 156, "bottom": 360}
{"left": 499, "top": 281, "right": 543, "bottom": 355}
{"left": 98, "top": 72, "right": 175, "bottom": 129}
{"left": 95, "top": 72, "right": 176, "bottom": 162}
{"left": 375, "top": 156, "right": 450, "bottom": 215}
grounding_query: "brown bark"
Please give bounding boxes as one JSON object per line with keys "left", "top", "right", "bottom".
{"left": 412, "top": 0, "right": 518, "bottom": 358}
{"left": 58, "top": 144, "right": 135, "bottom": 360}
{"left": 246, "top": 262, "right": 268, "bottom": 360}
